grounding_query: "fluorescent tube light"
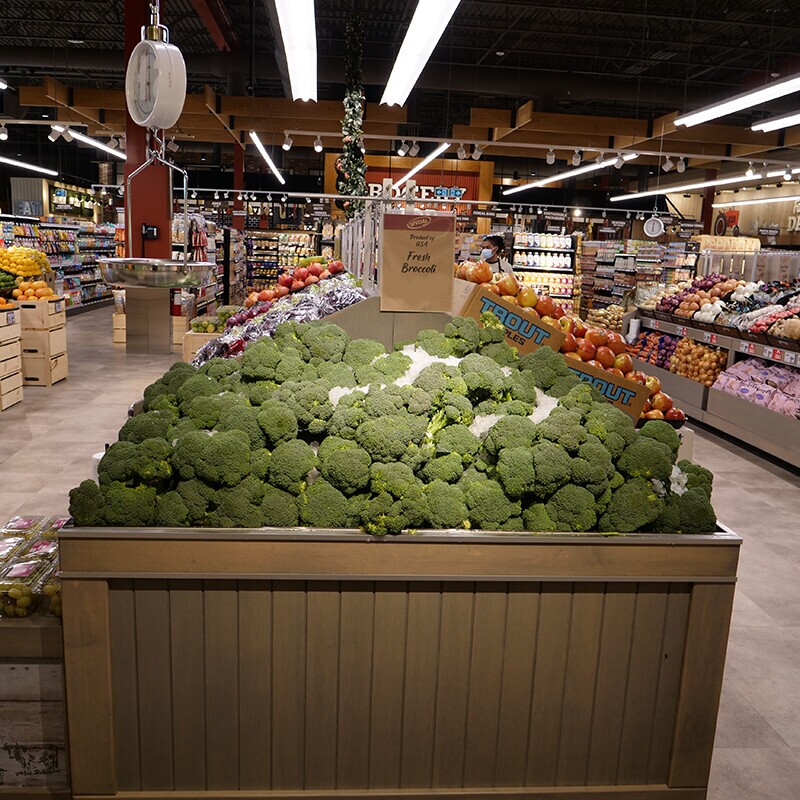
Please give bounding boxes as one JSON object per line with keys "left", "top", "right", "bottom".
{"left": 62, "top": 127, "right": 127, "bottom": 160}
{"left": 0, "top": 155, "right": 58, "bottom": 177}
{"left": 381, "top": 0, "right": 461, "bottom": 107}
{"left": 751, "top": 110, "right": 800, "bottom": 133}
{"left": 391, "top": 141, "right": 450, "bottom": 190}
{"left": 274, "top": 0, "right": 317, "bottom": 101}
{"left": 611, "top": 172, "right": 762, "bottom": 202}
{"left": 504, "top": 153, "right": 638, "bottom": 196}
{"left": 0, "top": 79, "right": 7, "bottom": 90}
{"left": 765, "top": 167, "right": 800, "bottom": 178}
{"left": 675, "top": 72, "right": 800, "bottom": 127}
{"left": 712, "top": 193, "right": 800, "bottom": 209}
{"left": 249, "top": 131, "right": 286, "bottom": 185}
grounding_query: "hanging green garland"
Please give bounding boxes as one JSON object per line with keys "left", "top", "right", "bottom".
{"left": 338, "top": 13, "right": 367, "bottom": 218}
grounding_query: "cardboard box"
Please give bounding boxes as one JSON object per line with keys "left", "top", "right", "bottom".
{"left": 19, "top": 298, "right": 66, "bottom": 330}
{"left": 112, "top": 329, "right": 126, "bottom": 344}
{"left": 565, "top": 359, "right": 650, "bottom": 420}
{"left": 112, "top": 313, "right": 126, "bottom": 330}
{"left": 0, "top": 308, "right": 20, "bottom": 344}
{"left": 0, "top": 339, "right": 20, "bottom": 363}
{"left": 21, "top": 353, "right": 68, "bottom": 387}
{"left": 0, "top": 384, "right": 22, "bottom": 411}
{"left": 20, "top": 326, "right": 67, "bottom": 359}
{"left": 182, "top": 331, "right": 218, "bottom": 362}
{"left": 0, "top": 369, "right": 22, "bottom": 396}
{"left": 0, "top": 354, "right": 21, "bottom": 379}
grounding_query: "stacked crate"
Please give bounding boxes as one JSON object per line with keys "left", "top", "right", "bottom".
{"left": 0, "top": 306, "right": 23, "bottom": 410}
{"left": 19, "top": 299, "right": 68, "bottom": 387}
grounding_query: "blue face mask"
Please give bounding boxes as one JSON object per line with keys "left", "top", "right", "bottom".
{"left": 480, "top": 248, "right": 494, "bottom": 260}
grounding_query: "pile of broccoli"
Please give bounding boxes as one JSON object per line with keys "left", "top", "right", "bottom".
{"left": 70, "top": 316, "right": 717, "bottom": 535}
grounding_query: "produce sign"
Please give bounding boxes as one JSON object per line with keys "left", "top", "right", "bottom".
{"left": 380, "top": 214, "right": 455, "bottom": 313}
{"left": 564, "top": 359, "right": 649, "bottom": 420}
{"left": 461, "top": 287, "right": 565, "bottom": 356}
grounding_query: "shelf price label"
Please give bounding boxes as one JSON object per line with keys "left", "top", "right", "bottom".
{"left": 702, "top": 330, "right": 711, "bottom": 343}
{"left": 767, "top": 347, "right": 783, "bottom": 361}
{"left": 676, "top": 325, "right": 688, "bottom": 336}
{"left": 653, "top": 319, "right": 660, "bottom": 329}
{"left": 784, "top": 351, "right": 797, "bottom": 366}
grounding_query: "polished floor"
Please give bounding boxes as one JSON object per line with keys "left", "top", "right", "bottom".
{"left": 1, "top": 307, "right": 798, "bottom": 797}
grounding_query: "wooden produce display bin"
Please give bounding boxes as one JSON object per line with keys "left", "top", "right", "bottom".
{"left": 60, "top": 526, "right": 740, "bottom": 800}
{"left": 172, "top": 315, "right": 190, "bottom": 345}
{"left": 20, "top": 326, "right": 67, "bottom": 360}
{"left": 18, "top": 298, "right": 66, "bottom": 331}
{"left": 181, "top": 331, "right": 218, "bottom": 361}
{"left": 0, "top": 308, "right": 23, "bottom": 411}
{"left": 112, "top": 313, "right": 126, "bottom": 344}
{"left": 22, "top": 353, "right": 68, "bottom": 388}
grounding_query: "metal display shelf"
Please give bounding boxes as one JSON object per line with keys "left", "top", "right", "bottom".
{"left": 513, "top": 246, "right": 575, "bottom": 253}
{"left": 512, "top": 266, "right": 573, "bottom": 273}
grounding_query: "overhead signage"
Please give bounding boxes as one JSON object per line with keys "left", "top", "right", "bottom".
{"left": 456, "top": 215, "right": 472, "bottom": 222}
{"left": 680, "top": 220, "right": 704, "bottom": 230}
{"left": 677, "top": 231, "right": 692, "bottom": 239}
{"left": 598, "top": 227, "right": 617, "bottom": 233}
{"left": 546, "top": 225, "right": 562, "bottom": 233}
{"left": 545, "top": 212, "right": 567, "bottom": 220}
{"left": 758, "top": 227, "right": 780, "bottom": 236}
{"left": 472, "top": 209, "right": 496, "bottom": 218}
{"left": 787, "top": 200, "right": 800, "bottom": 231}
{"left": 610, "top": 220, "right": 627, "bottom": 228}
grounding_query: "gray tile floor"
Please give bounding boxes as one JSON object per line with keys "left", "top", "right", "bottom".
{"left": 1, "top": 307, "right": 798, "bottom": 796}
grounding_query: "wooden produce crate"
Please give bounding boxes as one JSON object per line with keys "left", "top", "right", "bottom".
{"left": 172, "top": 315, "right": 190, "bottom": 345}
{"left": 181, "top": 331, "right": 218, "bottom": 362}
{"left": 60, "top": 527, "right": 740, "bottom": 800}
{"left": 0, "top": 307, "right": 21, "bottom": 344}
{"left": 18, "top": 299, "right": 66, "bottom": 331}
{"left": 22, "top": 353, "right": 68, "bottom": 388}
{"left": 0, "top": 382, "right": 23, "bottom": 411}
{"left": 20, "top": 326, "right": 67, "bottom": 359}
{"left": 112, "top": 313, "right": 126, "bottom": 343}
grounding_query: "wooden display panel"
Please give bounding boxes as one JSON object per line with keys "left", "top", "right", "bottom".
{"left": 60, "top": 528, "right": 740, "bottom": 800}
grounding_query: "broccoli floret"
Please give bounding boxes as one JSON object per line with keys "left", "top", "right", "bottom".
{"left": 118, "top": 410, "right": 176, "bottom": 444}
{"left": 176, "top": 374, "right": 222, "bottom": 409}
{"left": 583, "top": 405, "right": 637, "bottom": 460}
{"left": 327, "top": 403, "right": 367, "bottom": 440}
{"left": 362, "top": 385, "right": 407, "bottom": 419}
{"left": 425, "top": 480, "right": 470, "bottom": 528}
{"left": 496, "top": 447, "right": 537, "bottom": 498}
{"left": 531, "top": 441, "right": 572, "bottom": 498}
{"left": 498, "top": 517, "right": 524, "bottom": 531}
{"left": 168, "top": 417, "right": 200, "bottom": 440}
{"left": 207, "top": 475, "right": 266, "bottom": 527}
{"left": 537, "top": 407, "right": 588, "bottom": 453}
{"left": 517, "top": 346, "right": 571, "bottom": 389}
{"left": 298, "top": 322, "right": 349, "bottom": 363}
{"left": 145, "top": 393, "right": 179, "bottom": 415}
{"left": 371, "top": 351, "right": 413, "bottom": 382}
{"left": 548, "top": 374, "right": 582, "bottom": 398}
{"left": 434, "top": 424, "right": 481, "bottom": 464}
{"left": 443, "top": 317, "right": 481, "bottom": 357}
{"left": 262, "top": 485, "right": 300, "bottom": 527}
{"left": 176, "top": 479, "right": 215, "bottom": 524}
{"left": 319, "top": 445, "right": 371, "bottom": 495}
{"left": 421, "top": 453, "right": 465, "bottom": 484}
{"left": 155, "top": 491, "right": 191, "bottom": 527}
{"left": 297, "top": 479, "right": 352, "bottom": 528}
{"left": 398, "top": 384, "right": 433, "bottom": 416}
{"left": 598, "top": 476, "right": 665, "bottom": 532}
{"left": 199, "top": 357, "right": 241, "bottom": 389}
{"left": 438, "top": 392, "right": 474, "bottom": 425}
{"left": 495, "top": 399, "right": 533, "bottom": 416}
{"left": 317, "top": 361, "right": 357, "bottom": 389}
{"left": 401, "top": 441, "right": 436, "bottom": 473}
{"left": 459, "top": 353, "right": 509, "bottom": 401}
{"left": 103, "top": 482, "right": 157, "bottom": 526}
{"left": 277, "top": 380, "right": 334, "bottom": 436}
{"left": 241, "top": 339, "right": 282, "bottom": 381}
{"left": 370, "top": 462, "right": 423, "bottom": 501}
{"left": 142, "top": 362, "right": 196, "bottom": 410}
{"left": 617, "top": 437, "right": 674, "bottom": 482}
{"left": 69, "top": 479, "right": 105, "bottom": 526}
{"left": 650, "top": 487, "right": 717, "bottom": 534}
{"left": 457, "top": 466, "right": 489, "bottom": 490}
{"left": 343, "top": 337, "right": 387, "bottom": 368}
{"left": 640, "top": 420, "right": 681, "bottom": 457}
{"left": 172, "top": 429, "right": 251, "bottom": 487}
{"left": 275, "top": 352, "right": 318, "bottom": 384}
{"left": 359, "top": 490, "right": 428, "bottom": 536}
{"left": 545, "top": 484, "right": 597, "bottom": 531}
{"left": 677, "top": 459, "right": 714, "bottom": 498}
{"left": 522, "top": 502, "right": 556, "bottom": 532}
{"left": 186, "top": 393, "right": 244, "bottom": 429}
{"left": 558, "top": 383, "right": 604, "bottom": 417}
{"left": 464, "top": 479, "right": 521, "bottom": 529}
{"left": 483, "top": 415, "right": 538, "bottom": 457}
{"left": 250, "top": 449, "right": 272, "bottom": 480}
{"left": 570, "top": 435, "right": 615, "bottom": 495}
{"left": 256, "top": 400, "right": 299, "bottom": 447}
{"left": 215, "top": 405, "right": 266, "bottom": 448}
{"left": 317, "top": 435, "right": 359, "bottom": 460}
{"left": 267, "top": 439, "right": 316, "bottom": 495}
{"left": 414, "top": 329, "right": 455, "bottom": 358}
{"left": 272, "top": 321, "right": 311, "bottom": 360}
{"left": 479, "top": 341, "right": 518, "bottom": 366}
{"left": 245, "top": 380, "right": 279, "bottom": 405}
{"left": 412, "top": 363, "right": 467, "bottom": 399}
{"left": 97, "top": 438, "right": 172, "bottom": 487}
{"left": 479, "top": 310, "right": 506, "bottom": 344}
{"left": 508, "top": 369, "right": 539, "bottom": 406}
{"left": 356, "top": 415, "right": 425, "bottom": 462}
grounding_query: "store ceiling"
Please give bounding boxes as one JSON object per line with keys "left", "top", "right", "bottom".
{"left": 3, "top": 0, "right": 800, "bottom": 184}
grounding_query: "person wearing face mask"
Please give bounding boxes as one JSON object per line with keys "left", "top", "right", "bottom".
{"left": 479, "top": 235, "right": 513, "bottom": 274}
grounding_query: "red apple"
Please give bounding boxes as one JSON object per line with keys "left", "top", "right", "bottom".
{"left": 290, "top": 280, "right": 305, "bottom": 292}
{"left": 304, "top": 275, "right": 319, "bottom": 286}
{"left": 319, "top": 269, "right": 331, "bottom": 280}
{"left": 539, "top": 315, "right": 556, "bottom": 326}
{"left": 650, "top": 391, "right": 674, "bottom": 412}
{"left": 327, "top": 260, "right": 344, "bottom": 274}
{"left": 665, "top": 407, "right": 686, "bottom": 421}
{"left": 560, "top": 332, "right": 578, "bottom": 353}
{"left": 518, "top": 287, "right": 538, "bottom": 308}
{"left": 627, "top": 370, "right": 647, "bottom": 385}
{"left": 585, "top": 327, "right": 608, "bottom": 348}
{"left": 606, "top": 332, "right": 627, "bottom": 355}
{"left": 595, "top": 345, "right": 616, "bottom": 368}
{"left": 644, "top": 409, "right": 665, "bottom": 420}
{"left": 523, "top": 306, "right": 540, "bottom": 318}
{"left": 586, "top": 359, "right": 604, "bottom": 370}
{"left": 496, "top": 274, "right": 520, "bottom": 296}
{"left": 552, "top": 305, "right": 565, "bottom": 319}
{"left": 274, "top": 284, "right": 290, "bottom": 297}
{"left": 535, "top": 295, "right": 556, "bottom": 317}
{"left": 564, "top": 351, "right": 583, "bottom": 360}
{"left": 307, "top": 262, "right": 323, "bottom": 277}
{"left": 606, "top": 367, "right": 625, "bottom": 377}
{"left": 294, "top": 267, "right": 309, "bottom": 282}
{"left": 576, "top": 338, "right": 597, "bottom": 361}
{"left": 278, "top": 272, "right": 294, "bottom": 288}
{"left": 642, "top": 399, "right": 651, "bottom": 413}
{"left": 613, "top": 353, "right": 634, "bottom": 374}
{"left": 645, "top": 375, "right": 662, "bottom": 397}
{"left": 558, "top": 316, "right": 576, "bottom": 334}
{"left": 573, "top": 318, "right": 588, "bottom": 338}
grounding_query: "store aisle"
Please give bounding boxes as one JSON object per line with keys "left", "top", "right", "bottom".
{"left": 0, "top": 308, "right": 176, "bottom": 516}
{"left": 0, "top": 308, "right": 798, "bottom": 797}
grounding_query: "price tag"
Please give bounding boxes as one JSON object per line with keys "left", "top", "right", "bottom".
{"left": 702, "top": 330, "right": 712, "bottom": 343}
{"left": 676, "top": 325, "right": 688, "bottom": 336}
{"left": 738, "top": 339, "right": 749, "bottom": 354}
{"left": 54, "top": 301, "right": 63, "bottom": 313}
{"left": 748, "top": 342, "right": 757, "bottom": 355}
{"left": 770, "top": 348, "right": 783, "bottom": 361}
{"left": 710, "top": 333, "right": 718, "bottom": 345}
{"left": 653, "top": 319, "right": 660, "bottom": 329}
{"left": 5, "top": 311, "right": 14, "bottom": 325}
{"left": 784, "top": 351, "right": 797, "bottom": 366}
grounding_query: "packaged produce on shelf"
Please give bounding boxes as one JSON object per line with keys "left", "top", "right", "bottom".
{"left": 713, "top": 357, "right": 800, "bottom": 418}
{"left": 69, "top": 314, "right": 717, "bottom": 534}
{"left": 191, "top": 315, "right": 224, "bottom": 334}
{"left": 670, "top": 338, "right": 728, "bottom": 387}
{"left": 585, "top": 304, "right": 625, "bottom": 331}
{"left": 0, "top": 556, "right": 54, "bottom": 617}
{"left": 1, "top": 515, "right": 48, "bottom": 537}
{"left": 628, "top": 332, "right": 679, "bottom": 371}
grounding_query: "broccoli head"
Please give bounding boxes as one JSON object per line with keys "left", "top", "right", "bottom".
{"left": 272, "top": 321, "right": 311, "bottom": 360}
{"left": 155, "top": 491, "right": 191, "bottom": 527}
{"left": 262, "top": 485, "right": 300, "bottom": 527}
{"left": 69, "top": 479, "right": 105, "bottom": 526}
{"left": 371, "top": 351, "right": 413, "bottom": 382}
{"left": 118, "top": 410, "right": 176, "bottom": 444}
{"left": 267, "top": 439, "right": 316, "bottom": 495}
{"left": 479, "top": 341, "right": 518, "bottom": 366}
{"left": 459, "top": 353, "right": 510, "bottom": 401}
{"left": 495, "top": 447, "right": 537, "bottom": 498}
{"left": 483, "top": 415, "right": 538, "bottom": 457}
{"left": 508, "top": 369, "right": 539, "bottom": 406}
{"left": 97, "top": 438, "right": 172, "bottom": 487}
{"left": 172, "top": 429, "right": 251, "bottom": 487}
{"left": 356, "top": 415, "right": 426, "bottom": 462}
{"left": 142, "top": 362, "right": 196, "bottom": 410}
{"left": 277, "top": 379, "right": 334, "bottom": 436}
{"left": 570, "top": 435, "right": 615, "bottom": 495}
{"left": 517, "top": 346, "right": 571, "bottom": 390}
{"left": 421, "top": 453, "right": 465, "bottom": 484}
{"left": 537, "top": 407, "right": 589, "bottom": 453}
{"left": 443, "top": 317, "right": 481, "bottom": 357}
{"left": 244, "top": 380, "right": 279, "bottom": 406}
{"left": 522, "top": 502, "right": 556, "bottom": 532}
{"left": 343, "top": 337, "right": 387, "bottom": 368}
{"left": 319, "top": 445, "right": 371, "bottom": 495}
{"left": 250, "top": 448, "right": 272, "bottom": 481}
{"left": 199, "top": 357, "right": 242, "bottom": 389}
{"left": 411, "top": 362, "right": 468, "bottom": 404}
{"left": 597, "top": 476, "right": 665, "bottom": 532}
{"left": 359, "top": 491, "right": 428, "bottom": 536}
{"left": 464, "top": 478, "right": 521, "bottom": 529}
{"left": 275, "top": 352, "right": 319, "bottom": 384}
{"left": 478, "top": 310, "right": 506, "bottom": 345}
{"left": 186, "top": 393, "right": 245, "bottom": 429}
{"left": 531, "top": 441, "right": 573, "bottom": 498}
{"left": 206, "top": 475, "right": 266, "bottom": 528}
{"left": 362, "top": 385, "right": 407, "bottom": 419}
{"left": 558, "top": 383, "right": 604, "bottom": 417}
{"left": 176, "top": 374, "right": 222, "bottom": 409}
{"left": 677, "top": 459, "right": 714, "bottom": 498}
{"left": 425, "top": 480, "right": 470, "bottom": 529}
{"left": 215, "top": 405, "right": 266, "bottom": 448}
{"left": 103, "top": 482, "right": 157, "bottom": 526}
{"left": 617, "top": 436, "right": 674, "bottom": 482}
{"left": 545, "top": 484, "right": 597, "bottom": 531}
{"left": 298, "top": 479, "right": 353, "bottom": 528}
{"left": 257, "top": 400, "right": 299, "bottom": 447}
{"left": 327, "top": 403, "right": 367, "bottom": 440}
{"left": 241, "top": 339, "right": 282, "bottom": 381}
{"left": 317, "top": 361, "right": 357, "bottom": 389}
{"left": 650, "top": 487, "right": 717, "bottom": 534}
{"left": 414, "top": 329, "right": 455, "bottom": 358}
{"left": 438, "top": 391, "right": 474, "bottom": 426}
{"left": 583, "top": 404, "right": 637, "bottom": 459}
{"left": 434, "top": 424, "right": 481, "bottom": 464}
{"left": 297, "top": 321, "right": 349, "bottom": 363}
{"left": 639, "top": 419, "right": 681, "bottom": 457}
{"left": 176, "top": 479, "right": 216, "bottom": 524}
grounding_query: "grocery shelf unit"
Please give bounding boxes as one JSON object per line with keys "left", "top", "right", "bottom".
{"left": 512, "top": 233, "right": 578, "bottom": 314}
{"left": 245, "top": 229, "right": 317, "bottom": 292}
{"left": 59, "top": 524, "right": 740, "bottom": 800}
{"left": 222, "top": 228, "right": 247, "bottom": 305}
{"left": 630, "top": 313, "right": 800, "bottom": 467}
{"left": 65, "top": 222, "right": 116, "bottom": 315}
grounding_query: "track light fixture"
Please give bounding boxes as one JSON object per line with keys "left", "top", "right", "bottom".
{"left": 214, "top": 191, "right": 220, "bottom": 200}
{"left": 251, "top": 193, "right": 257, "bottom": 201}
{"left": 614, "top": 153, "right": 625, "bottom": 169}
{"left": 224, "top": 191, "right": 230, "bottom": 199}
{"left": 0, "top": 124, "right": 7, "bottom": 142}
{"left": 48, "top": 128, "right": 61, "bottom": 143}
{"left": 237, "top": 192, "right": 243, "bottom": 201}
{"left": 107, "top": 136, "right": 118, "bottom": 149}
{"left": 281, "top": 193, "right": 288, "bottom": 202}
{"left": 408, "top": 140, "right": 420, "bottom": 157}
{"left": 676, "top": 157, "right": 686, "bottom": 174}
{"left": 745, "top": 162, "right": 754, "bottom": 178}
{"left": 572, "top": 150, "right": 582, "bottom": 167}
{"left": 546, "top": 149, "right": 555, "bottom": 165}
{"left": 662, "top": 155, "right": 674, "bottom": 173}
{"left": 595, "top": 152, "right": 605, "bottom": 163}
{"left": 397, "top": 140, "right": 409, "bottom": 157}
{"left": 471, "top": 144, "right": 483, "bottom": 160}
{"left": 456, "top": 143, "right": 467, "bottom": 160}
{"left": 537, "top": 207, "right": 543, "bottom": 215}
{"left": 784, "top": 165, "right": 793, "bottom": 181}
{"left": 191, "top": 190, "right": 197, "bottom": 199}
{"left": 313, "top": 135, "right": 323, "bottom": 153}
{"left": 267, "top": 193, "right": 272, "bottom": 202}
{"left": 282, "top": 134, "right": 293, "bottom": 151}
{"left": 166, "top": 138, "right": 179, "bottom": 153}
{"left": 358, "top": 137, "right": 365, "bottom": 154}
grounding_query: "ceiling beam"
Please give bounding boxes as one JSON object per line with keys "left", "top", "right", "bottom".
{"left": 204, "top": 84, "right": 241, "bottom": 147}
{"left": 189, "top": 0, "right": 241, "bottom": 52}
{"left": 469, "top": 108, "right": 512, "bottom": 128}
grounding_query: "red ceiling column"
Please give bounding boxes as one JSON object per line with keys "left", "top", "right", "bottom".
{"left": 124, "top": 0, "right": 172, "bottom": 258}
{"left": 701, "top": 168, "right": 718, "bottom": 235}
{"left": 232, "top": 141, "right": 245, "bottom": 230}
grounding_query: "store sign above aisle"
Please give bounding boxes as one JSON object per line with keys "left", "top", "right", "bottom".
{"left": 380, "top": 213, "right": 456, "bottom": 312}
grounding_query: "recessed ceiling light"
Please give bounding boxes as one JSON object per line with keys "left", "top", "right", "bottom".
{"left": 68, "top": 38, "right": 85, "bottom": 44}
{"left": 771, "top": 72, "right": 780, "bottom": 78}
{"left": 495, "top": 50, "right": 506, "bottom": 57}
